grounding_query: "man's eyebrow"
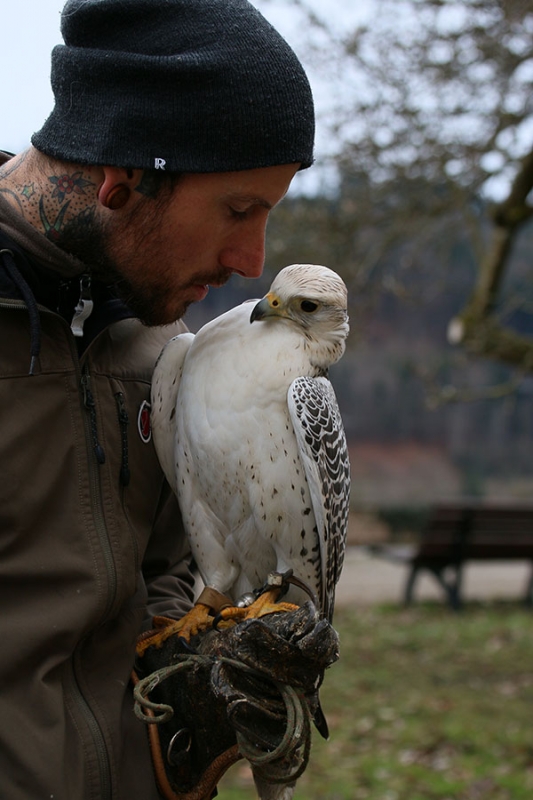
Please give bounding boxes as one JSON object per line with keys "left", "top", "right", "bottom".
{"left": 228, "top": 193, "right": 273, "bottom": 210}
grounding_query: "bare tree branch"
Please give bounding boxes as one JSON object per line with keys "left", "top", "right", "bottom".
{"left": 450, "top": 145, "right": 533, "bottom": 368}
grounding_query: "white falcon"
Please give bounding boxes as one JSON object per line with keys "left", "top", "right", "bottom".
{"left": 150, "top": 263, "right": 350, "bottom": 635}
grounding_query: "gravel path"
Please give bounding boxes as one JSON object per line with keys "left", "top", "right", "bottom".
{"left": 335, "top": 546, "right": 532, "bottom": 607}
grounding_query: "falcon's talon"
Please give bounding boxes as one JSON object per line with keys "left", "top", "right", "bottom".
{"left": 137, "top": 603, "right": 214, "bottom": 651}
{"left": 215, "top": 588, "right": 300, "bottom": 626}
{"left": 211, "top": 612, "right": 224, "bottom": 631}
{"left": 177, "top": 635, "right": 197, "bottom": 654}
{"left": 213, "top": 605, "right": 248, "bottom": 628}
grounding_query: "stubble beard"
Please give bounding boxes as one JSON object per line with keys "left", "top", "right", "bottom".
{"left": 56, "top": 203, "right": 232, "bottom": 326}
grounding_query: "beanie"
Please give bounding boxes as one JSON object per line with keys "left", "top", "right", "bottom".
{"left": 31, "top": 0, "right": 315, "bottom": 173}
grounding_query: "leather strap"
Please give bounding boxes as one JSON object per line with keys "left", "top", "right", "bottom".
{"left": 131, "top": 669, "right": 241, "bottom": 800}
{"left": 195, "top": 586, "right": 234, "bottom": 615}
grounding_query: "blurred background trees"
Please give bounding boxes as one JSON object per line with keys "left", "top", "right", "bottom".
{"left": 187, "top": 0, "right": 533, "bottom": 512}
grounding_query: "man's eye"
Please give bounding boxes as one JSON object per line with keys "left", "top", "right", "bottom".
{"left": 300, "top": 300, "right": 318, "bottom": 312}
{"left": 230, "top": 207, "right": 249, "bottom": 220}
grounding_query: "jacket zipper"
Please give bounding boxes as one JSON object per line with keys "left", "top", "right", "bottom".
{"left": 0, "top": 303, "right": 118, "bottom": 616}
{"left": 76, "top": 362, "right": 117, "bottom": 800}
{"left": 76, "top": 359, "right": 119, "bottom": 800}
{"left": 1, "top": 300, "right": 117, "bottom": 799}
{"left": 0, "top": 299, "right": 28, "bottom": 309}
{"left": 80, "top": 362, "right": 117, "bottom": 618}
{"left": 76, "top": 360, "right": 117, "bottom": 800}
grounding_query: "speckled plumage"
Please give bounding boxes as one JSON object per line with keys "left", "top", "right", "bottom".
{"left": 151, "top": 263, "right": 350, "bottom": 623}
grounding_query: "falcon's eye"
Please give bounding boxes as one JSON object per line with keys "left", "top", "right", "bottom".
{"left": 300, "top": 300, "right": 318, "bottom": 313}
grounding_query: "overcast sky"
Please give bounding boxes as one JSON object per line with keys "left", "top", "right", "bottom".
{"left": 2, "top": 0, "right": 63, "bottom": 154}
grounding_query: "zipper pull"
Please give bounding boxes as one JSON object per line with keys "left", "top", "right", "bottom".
{"left": 81, "top": 369, "right": 106, "bottom": 464}
{"left": 71, "top": 274, "right": 94, "bottom": 337}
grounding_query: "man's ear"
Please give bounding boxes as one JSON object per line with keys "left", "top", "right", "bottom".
{"left": 97, "top": 166, "right": 143, "bottom": 210}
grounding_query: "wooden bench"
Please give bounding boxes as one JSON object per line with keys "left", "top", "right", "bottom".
{"left": 369, "top": 504, "right": 533, "bottom": 609}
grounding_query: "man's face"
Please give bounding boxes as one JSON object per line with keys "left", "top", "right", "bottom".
{"left": 103, "top": 163, "right": 299, "bottom": 325}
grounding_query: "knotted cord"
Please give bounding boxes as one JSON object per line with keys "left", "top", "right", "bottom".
{"left": 133, "top": 653, "right": 311, "bottom": 785}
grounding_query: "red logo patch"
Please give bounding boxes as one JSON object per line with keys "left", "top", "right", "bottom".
{"left": 138, "top": 400, "right": 152, "bottom": 443}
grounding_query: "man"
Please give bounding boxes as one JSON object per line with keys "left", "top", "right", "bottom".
{"left": 0, "top": 0, "right": 314, "bottom": 798}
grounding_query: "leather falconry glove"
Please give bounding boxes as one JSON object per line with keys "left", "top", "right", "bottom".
{"left": 133, "top": 601, "right": 339, "bottom": 800}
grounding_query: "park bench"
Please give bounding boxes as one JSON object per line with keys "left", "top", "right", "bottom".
{"left": 369, "top": 503, "right": 533, "bottom": 609}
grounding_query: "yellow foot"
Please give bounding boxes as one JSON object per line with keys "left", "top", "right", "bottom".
{"left": 136, "top": 603, "right": 213, "bottom": 656}
{"left": 218, "top": 589, "right": 299, "bottom": 625}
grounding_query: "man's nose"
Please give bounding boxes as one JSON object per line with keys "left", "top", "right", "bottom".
{"left": 219, "top": 226, "right": 266, "bottom": 278}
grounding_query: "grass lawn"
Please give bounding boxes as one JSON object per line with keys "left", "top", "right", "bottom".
{"left": 217, "top": 602, "right": 533, "bottom": 799}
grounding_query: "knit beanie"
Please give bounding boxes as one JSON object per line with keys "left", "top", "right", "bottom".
{"left": 31, "top": 0, "right": 315, "bottom": 173}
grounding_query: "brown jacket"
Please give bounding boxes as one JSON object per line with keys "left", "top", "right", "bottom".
{"left": 0, "top": 182, "right": 195, "bottom": 799}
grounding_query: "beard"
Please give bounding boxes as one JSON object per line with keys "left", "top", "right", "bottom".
{"left": 56, "top": 203, "right": 231, "bottom": 326}
{"left": 109, "top": 264, "right": 232, "bottom": 326}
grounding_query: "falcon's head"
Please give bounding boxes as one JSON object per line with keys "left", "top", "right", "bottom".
{"left": 250, "top": 264, "right": 349, "bottom": 366}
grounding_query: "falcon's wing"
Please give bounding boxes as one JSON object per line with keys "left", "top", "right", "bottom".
{"left": 150, "top": 332, "right": 195, "bottom": 488}
{"left": 288, "top": 376, "right": 350, "bottom": 620}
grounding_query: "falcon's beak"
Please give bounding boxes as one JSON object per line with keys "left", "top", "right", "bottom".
{"left": 250, "top": 293, "right": 287, "bottom": 323}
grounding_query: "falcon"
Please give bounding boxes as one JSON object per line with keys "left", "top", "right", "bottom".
{"left": 150, "top": 263, "right": 350, "bottom": 638}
